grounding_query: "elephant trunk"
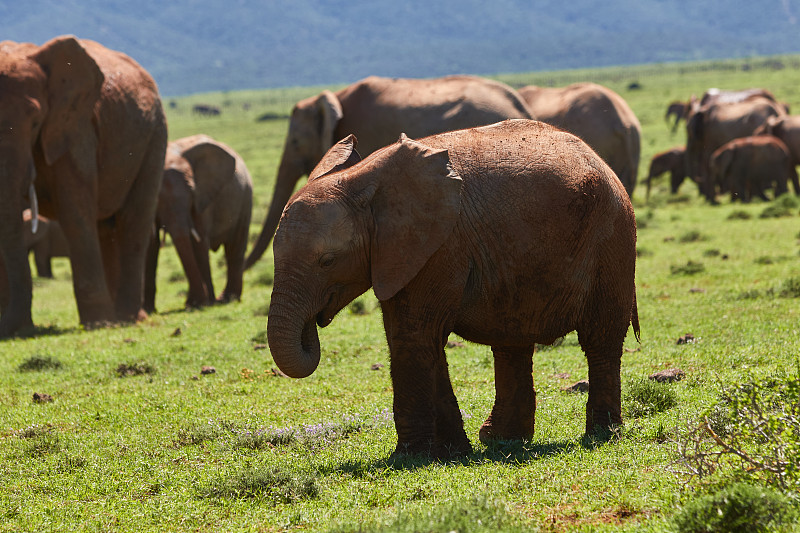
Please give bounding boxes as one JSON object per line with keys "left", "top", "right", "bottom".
{"left": 171, "top": 230, "right": 211, "bottom": 307}
{"left": 244, "top": 155, "right": 306, "bottom": 270}
{"left": 267, "top": 296, "right": 321, "bottom": 379}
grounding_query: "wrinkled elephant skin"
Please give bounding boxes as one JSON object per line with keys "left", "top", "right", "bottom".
{"left": 267, "top": 120, "right": 640, "bottom": 458}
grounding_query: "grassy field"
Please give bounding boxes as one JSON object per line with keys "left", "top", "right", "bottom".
{"left": 2, "top": 56, "right": 800, "bottom": 532}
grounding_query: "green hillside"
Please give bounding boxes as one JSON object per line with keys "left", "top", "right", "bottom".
{"left": 4, "top": 0, "right": 800, "bottom": 95}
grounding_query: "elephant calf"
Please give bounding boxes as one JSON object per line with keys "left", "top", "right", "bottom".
{"left": 144, "top": 135, "right": 253, "bottom": 312}
{"left": 267, "top": 119, "right": 640, "bottom": 459}
{"left": 22, "top": 210, "right": 70, "bottom": 278}
{"left": 645, "top": 146, "right": 691, "bottom": 200}
{"left": 709, "top": 135, "right": 799, "bottom": 202}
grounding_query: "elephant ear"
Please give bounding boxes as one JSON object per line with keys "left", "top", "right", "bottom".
{"left": 316, "top": 90, "right": 344, "bottom": 155}
{"left": 364, "top": 135, "right": 463, "bottom": 301}
{"left": 181, "top": 137, "right": 236, "bottom": 214}
{"left": 33, "top": 36, "right": 103, "bottom": 169}
{"left": 308, "top": 134, "right": 362, "bottom": 182}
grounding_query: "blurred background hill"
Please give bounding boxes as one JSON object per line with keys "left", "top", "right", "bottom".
{"left": 3, "top": 0, "right": 800, "bottom": 96}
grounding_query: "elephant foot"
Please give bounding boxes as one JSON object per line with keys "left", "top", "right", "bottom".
{"left": 216, "top": 291, "right": 241, "bottom": 304}
{"left": 584, "top": 408, "right": 623, "bottom": 438}
{"left": 0, "top": 314, "right": 35, "bottom": 339}
{"left": 478, "top": 415, "right": 534, "bottom": 444}
{"left": 391, "top": 436, "right": 471, "bottom": 460}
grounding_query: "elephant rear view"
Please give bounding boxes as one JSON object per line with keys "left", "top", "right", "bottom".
{"left": 709, "top": 135, "right": 799, "bottom": 202}
{"left": 244, "top": 75, "right": 534, "bottom": 269}
{"left": 517, "top": 83, "right": 642, "bottom": 197}
{"left": 267, "top": 119, "right": 639, "bottom": 459}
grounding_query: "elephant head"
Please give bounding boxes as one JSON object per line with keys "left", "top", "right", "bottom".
{"left": 0, "top": 36, "right": 103, "bottom": 333}
{"left": 244, "top": 91, "right": 343, "bottom": 270}
{"left": 155, "top": 136, "right": 237, "bottom": 308}
{"left": 267, "top": 134, "right": 462, "bottom": 378}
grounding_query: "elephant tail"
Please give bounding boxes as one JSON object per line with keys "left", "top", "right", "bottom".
{"left": 631, "top": 291, "right": 641, "bottom": 343}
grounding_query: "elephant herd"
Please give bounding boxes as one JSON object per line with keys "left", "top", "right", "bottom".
{"left": 648, "top": 88, "right": 800, "bottom": 202}
{"left": 10, "top": 35, "right": 788, "bottom": 459}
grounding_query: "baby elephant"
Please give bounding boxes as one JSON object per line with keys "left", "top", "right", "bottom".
{"left": 267, "top": 119, "right": 640, "bottom": 458}
{"left": 22, "top": 209, "right": 70, "bottom": 278}
{"left": 645, "top": 146, "right": 690, "bottom": 199}
{"left": 144, "top": 135, "right": 253, "bottom": 312}
{"left": 709, "top": 135, "right": 799, "bottom": 202}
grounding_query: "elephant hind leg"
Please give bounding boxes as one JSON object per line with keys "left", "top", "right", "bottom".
{"left": 218, "top": 225, "right": 248, "bottom": 303}
{"left": 577, "top": 325, "right": 624, "bottom": 436}
{"left": 479, "top": 345, "right": 535, "bottom": 443}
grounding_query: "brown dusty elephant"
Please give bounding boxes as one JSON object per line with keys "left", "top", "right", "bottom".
{"left": 144, "top": 135, "right": 253, "bottom": 313}
{"left": 754, "top": 114, "right": 800, "bottom": 167}
{"left": 22, "top": 210, "right": 69, "bottom": 279}
{"left": 243, "top": 74, "right": 534, "bottom": 269}
{"left": 709, "top": 135, "right": 799, "bottom": 202}
{"left": 0, "top": 36, "right": 167, "bottom": 338}
{"left": 267, "top": 119, "right": 640, "bottom": 458}
{"left": 645, "top": 147, "right": 692, "bottom": 200}
{"left": 685, "top": 89, "right": 787, "bottom": 202}
{"left": 516, "top": 83, "right": 641, "bottom": 197}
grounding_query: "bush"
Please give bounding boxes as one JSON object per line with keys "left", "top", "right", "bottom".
{"left": 670, "top": 260, "right": 705, "bottom": 275}
{"left": 624, "top": 378, "right": 678, "bottom": 417}
{"left": 17, "top": 355, "right": 62, "bottom": 372}
{"left": 200, "top": 466, "right": 320, "bottom": 502}
{"left": 679, "top": 230, "right": 707, "bottom": 243}
{"left": 672, "top": 375, "right": 800, "bottom": 489}
{"left": 673, "top": 482, "right": 796, "bottom": 533}
{"left": 779, "top": 276, "right": 800, "bottom": 298}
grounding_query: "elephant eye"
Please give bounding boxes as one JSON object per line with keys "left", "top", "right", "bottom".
{"left": 319, "top": 253, "right": 336, "bottom": 268}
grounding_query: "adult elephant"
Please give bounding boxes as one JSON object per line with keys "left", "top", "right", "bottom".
{"left": 754, "top": 115, "right": 800, "bottom": 167}
{"left": 685, "top": 89, "right": 786, "bottom": 201}
{"left": 267, "top": 120, "right": 639, "bottom": 458}
{"left": 144, "top": 135, "right": 253, "bottom": 312}
{"left": 0, "top": 36, "right": 167, "bottom": 338}
{"left": 22, "top": 210, "right": 69, "bottom": 279}
{"left": 517, "top": 83, "right": 641, "bottom": 197}
{"left": 709, "top": 136, "right": 799, "bottom": 202}
{"left": 243, "top": 75, "right": 534, "bottom": 269}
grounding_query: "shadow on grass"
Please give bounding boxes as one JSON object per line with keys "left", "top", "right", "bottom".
{"left": 326, "top": 433, "right": 616, "bottom": 476}
{"left": 1, "top": 323, "right": 75, "bottom": 341}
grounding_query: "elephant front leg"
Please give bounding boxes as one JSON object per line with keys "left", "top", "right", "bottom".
{"left": 479, "top": 345, "right": 536, "bottom": 443}
{"left": 433, "top": 354, "right": 472, "bottom": 456}
{"left": 389, "top": 330, "right": 472, "bottom": 459}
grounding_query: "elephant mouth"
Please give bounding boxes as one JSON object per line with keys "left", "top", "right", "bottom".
{"left": 316, "top": 291, "right": 338, "bottom": 328}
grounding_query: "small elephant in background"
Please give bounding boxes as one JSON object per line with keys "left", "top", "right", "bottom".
{"left": 22, "top": 210, "right": 70, "bottom": 278}
{"left": 709, "top": 135, "right": 799, "bottom": 202}
{"left": 144, "top": 135, "right": 253, "bottom": 312}
{"left": 645, "top": 147, "right": 691, "bottom": 200}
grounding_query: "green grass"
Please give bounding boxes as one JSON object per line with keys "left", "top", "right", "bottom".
{"left": 3, "top": 56, "right": 800, "bottom": 531}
